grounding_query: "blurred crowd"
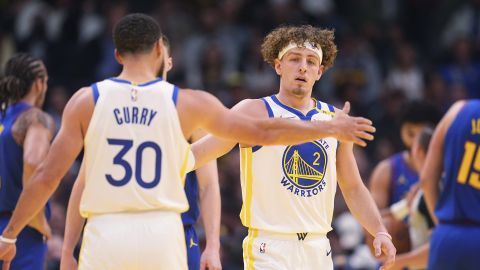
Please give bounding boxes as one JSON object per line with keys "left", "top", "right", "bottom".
{"left": 1, "top": 0, "right": 480, "bottom": 269}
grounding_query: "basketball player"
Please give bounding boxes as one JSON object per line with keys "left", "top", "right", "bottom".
{"left": 60, "top": 35, "right": 222, "bottom": 270}
{"left": 0, "top": 54, "right": 55, "bottom": 269}
{"left": 369, "top": 101, "right": 440, "bottom": 212}
{"left": 421, "top": 100, "right": 480, "bottom": 270}
{"left": 367, "top": 102, "right": 439, "bottom": 258}
{"left": 0, "top": 14, "right": 375, "bottom": 270}
{"left": 389, "top": 128, "right": 435, "bottom": 270}
{"left": 191, "top": 25, "right": 396, "bottom": 270}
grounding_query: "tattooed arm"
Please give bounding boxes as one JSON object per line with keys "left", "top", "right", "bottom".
{"left": 11, "top": 108, "right": 56, "bottom": 236}
{"left": 11, "top": 108, "right": 56, "bottom": 145}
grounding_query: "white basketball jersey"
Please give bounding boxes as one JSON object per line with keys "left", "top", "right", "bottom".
{"left": 80, "top": 78, "right": 194, "bottom": 217}
{"left": 240, "top": 95, "right": 338, "bottom": 234}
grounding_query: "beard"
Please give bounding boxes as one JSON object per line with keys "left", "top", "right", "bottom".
{"left": 36, "top": 89, "right": 47, "bottom": 108}
{"left": 291, "top": 86, "right": 307, "bottom": 97}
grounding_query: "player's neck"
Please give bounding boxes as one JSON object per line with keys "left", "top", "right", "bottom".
{"left": 117, "top": 61, "right": 158, "bottom": 85}
{"left": 276, "top": 91, "right": 314, "bottom": 113}
{"left": 19, "top": 92, "right": 38, "bottom": 107}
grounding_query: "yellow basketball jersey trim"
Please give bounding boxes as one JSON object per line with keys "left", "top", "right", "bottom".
{"left": 243, "top": 228, "right": 258, "bottom": 270}
{"left": 312, "top": 98, "right": 336, "bottom": 116}
{"left": 315, "top": 108, "right": 335, "bottom": 116}
{"left": 180, "top": 145, "right": 191, "bottom": 185}
{"left": 240, "top": 147, "right": 247, "bottom": 224}
{"left": 240, "top": 148, "right": 254, "bottom": 227}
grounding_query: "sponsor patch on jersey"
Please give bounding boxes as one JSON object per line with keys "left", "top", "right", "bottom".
{"left": 281, "top": 140, "right": 328, "bottom": 197}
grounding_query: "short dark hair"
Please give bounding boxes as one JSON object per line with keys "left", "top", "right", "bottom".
{"left": 398, "top": 101, "right": 441, "bottom": 127}
{"left": 113, "top": 13, "right": 161, "bottom": 55}
{"left": 0, "top": 53, "right": 46, "bottom": 116}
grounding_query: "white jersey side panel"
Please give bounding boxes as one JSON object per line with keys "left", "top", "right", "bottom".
{"left": 80, "top": 79, "right": 193, "bottom": 217}
{"left": 240, "top": 95, "right": 338, "bottom": 233}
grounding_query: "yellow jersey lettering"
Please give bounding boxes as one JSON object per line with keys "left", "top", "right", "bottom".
{"left": 472, "top": 118, "right": 480, "bottom": 134}
{"left": 457, "top": 141, "right": 480, "bottom": 190}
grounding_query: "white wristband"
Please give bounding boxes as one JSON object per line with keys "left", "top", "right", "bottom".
{"left": 390, "top": 199, "right": 409, "bottom": 221}
{"left": 375, "top": 231, "right": 392, "bottom": 241}
{"left": 0, "top": 235, "right": 17, "bottom": 244}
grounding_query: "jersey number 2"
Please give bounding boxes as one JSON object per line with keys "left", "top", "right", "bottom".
{"left": 106, "top": 138, "right": 162, "bottom": 189}
{"left": 457, "top": 141, "right": 480, "bottom": 190}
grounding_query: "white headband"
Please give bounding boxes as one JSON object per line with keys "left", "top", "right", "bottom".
{"left": 278, "top": 41, "right": 323, "bottom": 63}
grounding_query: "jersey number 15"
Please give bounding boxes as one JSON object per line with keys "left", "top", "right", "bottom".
{"left": 458, "top": 141, "right": 480, "bottom": 190}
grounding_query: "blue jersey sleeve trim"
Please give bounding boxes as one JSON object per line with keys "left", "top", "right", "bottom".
{"left": 172, "top": 85, "right": 179, "bottom": 106}
{"left": 327, "top": 103, "right": 335, "bottom": 113}
{"left": 91, "top": 83, "right": 99, "bottom": 104}
{"left": 261, "top": 97, "right": 274, "bottom": 118}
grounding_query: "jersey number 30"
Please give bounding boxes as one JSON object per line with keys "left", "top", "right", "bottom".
{"left": 458, "top": 141, "right": 480, "bottom": 190}
{"left": 106, "top": 138, "right": 162, "bottom": 189}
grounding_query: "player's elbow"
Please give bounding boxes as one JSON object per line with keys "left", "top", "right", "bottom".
{"left": 32, "top": 163, "right": 60, "bottom": 192}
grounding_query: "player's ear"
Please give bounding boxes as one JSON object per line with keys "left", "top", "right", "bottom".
{"left": 274, "top": 58, "right": 282, "bottom": 76}
{"left": 32, "top": 77, "right": 43, "bottom": 95}
{"left": 316, "top": 65, "right": 324, "bottom": 81}
{"left": 155, "top": 39, "right": 163, "bottom": 58}
{"left": 166, "top": 57, "right": 173, "bottom": 72}
{"left": 114, "top": 49, "right": 124, "bottom": 65}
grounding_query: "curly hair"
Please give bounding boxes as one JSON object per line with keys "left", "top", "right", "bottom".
{"left": 261, "top": 25, "right": 338, "bottom": 71}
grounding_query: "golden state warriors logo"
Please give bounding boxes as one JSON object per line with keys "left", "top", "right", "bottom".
{"left": 281, "top": 141, "right": 328, "bottom": 197}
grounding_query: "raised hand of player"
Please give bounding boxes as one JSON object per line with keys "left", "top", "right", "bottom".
{"left": 331, "top": 101, "right": 376, "bottom": 147}
{"left": 0, "top": 242, "right": 16, "bottom": 270}
{"left": 200, "top": 246, "right": 222, "bottom": 270}
{"left": 373, "top": 233, "right": 396, "bottom": 270}
{"left": 59, "top": 254, "right": 78, "bottom": 270}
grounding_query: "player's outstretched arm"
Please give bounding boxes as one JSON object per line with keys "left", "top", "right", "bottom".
{"left": 336, "top": 142, "right": 396, "bottom": 270}
{"left": 190, "top": 98, "right": 269, "bottom": 170}
{"left": 0, "top": 88, "right": 92, "bottom": 266}
{"left": 60, "top": 160, "right": 87, "bottom": 270}
{"left": 420, "top": 100, "right": 465, "bottom": 225}
{"left": 180, "top": 90, "right": 375, "bottom": 168}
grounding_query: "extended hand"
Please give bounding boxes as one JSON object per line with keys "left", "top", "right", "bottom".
{"left": 200, "top": 246, "right": 222, "bottom": 270}
{"left": 373, "top": 234, "right": 396, "bottom": 270}
{"left": 0, "top": 242, "right": 16, "bottom": 270}
{"left": 332, "top": 101, "right": 375, "bottom": 147}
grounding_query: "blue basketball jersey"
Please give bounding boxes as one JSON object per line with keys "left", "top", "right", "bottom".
{"left": 0, "top": 103, "right": 32, "bottom": 212}
{"left": 388, "top": 152, "right": 419, "bottom": 206}
{"left": 182, "top": 171, "right": 200, "bottom": 226}
{"left": 0, "top": 102, "right": 51, "bottom": 218}
{"left": 436, "top": 100, "right": 480, "bottom": 223}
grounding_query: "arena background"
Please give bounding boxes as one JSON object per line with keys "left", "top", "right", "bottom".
{"left": 1, "top": 0, "right": 479, "bottom": 269}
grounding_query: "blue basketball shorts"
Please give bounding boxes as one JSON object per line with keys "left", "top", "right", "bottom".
{"left": 0, "top": 217, "right": 47, "bottom": 270}
{"left": 428, "top": 223, "right": 480, "bottom": 270}
{"left": 184, "top": 225, "right": 201, "bottom": 270}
